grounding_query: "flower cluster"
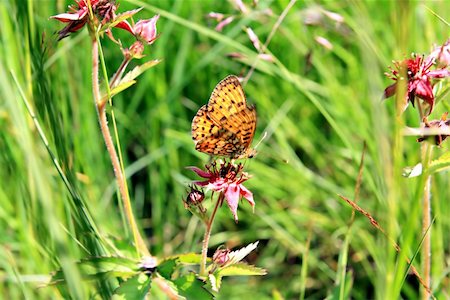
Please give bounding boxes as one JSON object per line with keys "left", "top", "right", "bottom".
{"left": 51, "top": 0, "right": 159, "bottom": 48}
{"left": 50, "top": 0, "right": 127, "bottom": 40}
{"left": 188, "top": 161, "right": 254, "bottom": 222}
{"left": 384, "top": 54, "right": 450, "bottom": 115}
{"left": 383, "top": 39, "right": 450, "bottom": 146}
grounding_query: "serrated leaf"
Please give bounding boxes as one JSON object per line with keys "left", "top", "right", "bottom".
{"left": 428, "top": 151, "right": 450, "bottom": 174}
{"left": 208, "top": 272, "right": 222, "bottom": 292}
{"left": 228, "top": 241, "right": 259, "bottom": 264}
{"left": 157, "top": 258, "right": 177, "bottom": 280}
{"left": 402, "top": 163, "right": 423, "bottom": 178}
{"left": 175, "top": 253, "right": 203, "bottom": 264}
{"left": 219, "top": 263, "right": 267, "bottom": 276}
{"left": 113, "top": 273, "right": 151, "bottom": 300}
{"left": 163, "top": 253, "right": 204, "bottom": 265}
{"left": 173, "top": 273, "right": 213, "bottom": 300}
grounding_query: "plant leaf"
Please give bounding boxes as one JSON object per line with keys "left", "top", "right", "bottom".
{"left": 107, "top": 80, "right": 136, "bottom": 99}
{"left": 428, "top": 151, "right": 450, "bottom": 174}
{"left": 119, "top": 60, "right": 161, "bottom": 85}
{"left": 219, "top": 263, "right": 267, "bottom": 276}
{"left": 173, "top": 273, "right": 213, "bottom": 300}
{"left": 157, "top": 258, "right": 177, "bottom": 280}
{"left": 208, "top": 272, "right": 222, "bottom": 292}
{"left": 113, "top": 273, "right": 151, "bottom": 300}
{"left": 105, "top": 60, "right": 161, "bottom": 100}
{"left": 162, "top": 252, "right": 204, "bottom": 265}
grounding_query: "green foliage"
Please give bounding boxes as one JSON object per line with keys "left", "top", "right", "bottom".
{"left": 0, "top": 0, "right": 449, "bottom": 299}
{"left": 113, "top": 273, "right": 152, "bottom": 300}
{"left": 173, "top": 273, "right": 213, "bottom": 300}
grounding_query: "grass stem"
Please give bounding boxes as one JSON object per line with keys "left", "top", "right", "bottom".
{"left": 421, "top": 142, "right": 432, "bottom": 300}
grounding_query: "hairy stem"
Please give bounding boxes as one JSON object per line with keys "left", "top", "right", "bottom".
{"left": 200, "top": 192, "right": 223, "bottom": 276}
{"left": 91, "top": 36, "right": 149, "bottom": 257}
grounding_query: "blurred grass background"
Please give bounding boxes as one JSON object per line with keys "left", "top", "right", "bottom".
{"left": 0, "top": 0, "right": 449, "bottom": 299}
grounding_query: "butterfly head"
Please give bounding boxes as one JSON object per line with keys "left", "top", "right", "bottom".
{"left": 236, "top": 148, "right": 257, "bottom": 159}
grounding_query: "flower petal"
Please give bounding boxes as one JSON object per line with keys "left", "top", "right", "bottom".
{"left": 207, "top": 178, "right": 227, "bottom": 191}
{"left": 224, "top": 183, "right": 241, "bottom": 221}
{"left": 134, "top": 15, "right": 159, "bottom": 44}
{"left": 383, "top": 83, "right": 397, "bottom": 99}
{"left": 187, "top": 166, "right": 212, "bottom": 178}
{"left": 415, "top": 79, "right": 434, "bottom": 103}
{"left": 215, "top": 16, "right": 234, "bottom": 32}
{"left": 115, "top": 20, "right": 134, "bottom": 35}
{"left": 239, "top": 184, "right": 255, "bottom": 208}
{"left": 50, "top": 12, "right": 84, "bottom": 22}
{"left": 428, "top": 69, "right": 450, "bottom": 79}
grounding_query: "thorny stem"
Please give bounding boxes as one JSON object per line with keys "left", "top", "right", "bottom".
{"left": 91, "top": 36, "right": 149, "bottom": 257}
{"left": 200, "top": 192, "right": 224, "bottom": 276}
{"left": 416, "top": 98, "right": 432, "bottom": 300}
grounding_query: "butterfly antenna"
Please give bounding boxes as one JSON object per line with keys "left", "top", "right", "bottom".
{"left": 254, "top": 131, "right": 268, "bottom": 150}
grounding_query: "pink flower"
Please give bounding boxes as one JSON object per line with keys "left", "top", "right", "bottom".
{"left": 429, "top": 39, "right": 450, "bottom": 68}
{"left": 207, "top": 12, "right": 225, "bottom": 22}
{"left": 246, "top": 27, "right": 261, "bottom": 52}
{"left": 212, "top": 247, "right": 231, "bottom": 266}
{"left": 184, "top": 186, "right": 205, "bottom": 207}
{"left": 133, "top": 15, "right": 159, "bottom": 45}
{"left": 188, "top": 162, "right": 254, "bottom": 222}
{"left": 50, "top": 0, "right": 134, "bottom": 40}
{"left": 215, "top": 16, "right": 234, "bottom": 32}
{"left": 384, "top": 54, "right": 450, "bottom": 115}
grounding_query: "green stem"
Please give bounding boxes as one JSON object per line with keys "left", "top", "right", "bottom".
{"left": 421, "top": 142, "right": 432, "bottom": 300}
{"left": 200, "top": 192, "right": 223, "bottom": 276}
{"left": 91, "top": 36, "right": 149, "bottom": 257}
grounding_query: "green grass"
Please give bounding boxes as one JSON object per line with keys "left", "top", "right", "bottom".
{"left": 1, "top": 0, "right": 449, "bottom": 299}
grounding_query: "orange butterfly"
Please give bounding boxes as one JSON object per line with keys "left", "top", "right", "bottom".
{"left": 191, "top": 75, "right": 257, "bottom": 159}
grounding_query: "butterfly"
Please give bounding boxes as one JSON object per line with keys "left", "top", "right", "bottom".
{"left": 191, "top": 75, "right": 257, "bottom": 159}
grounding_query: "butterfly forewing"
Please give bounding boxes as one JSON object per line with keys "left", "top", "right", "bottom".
{"left": 191, "top": 75, "right": 257, "bottom": 158}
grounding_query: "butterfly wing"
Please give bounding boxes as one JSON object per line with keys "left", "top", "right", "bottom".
{"left": 207, "top": 75, "right": 257, "bottom": 155}
{"left": 237, "top": 105, "right": 257, "bottom": 153}
{"left": 192, "top": 105, "right": 243, "bottom": 156}
{"left": 207, "top": 75, "right": 248, "bottom": 132}
{"left": 192, "top": 75, "right": 257, "bottom": 158}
